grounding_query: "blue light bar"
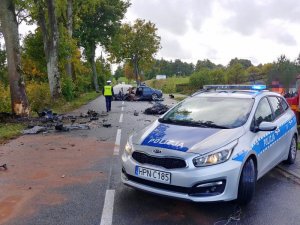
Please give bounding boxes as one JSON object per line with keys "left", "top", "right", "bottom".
{"left": 251, "top": 85, "right": 266, "bottom": 90}
{"left": 203, "top": 85, "right": 267, "bottom": 91}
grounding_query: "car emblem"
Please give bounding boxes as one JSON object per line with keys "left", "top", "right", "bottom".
{"left": 153, "top": 149, "right": 162, "bottom": 154}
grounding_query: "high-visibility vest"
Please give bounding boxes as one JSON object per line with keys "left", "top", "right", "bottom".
{"left": 104, "top": 85, "right": 112, "bottom": 96}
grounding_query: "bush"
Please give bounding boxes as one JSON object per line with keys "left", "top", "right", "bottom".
{"left": 62, "top": 76, "right": 75, "bottom": 101}
{"left": 74, "top": 75, "right": 92, "bottom": 96}
{"left": 26, "top": 82, "right": 51, "bottom": 112}
{"left": 0, "top": 84, "right": 11, "bottom": 112}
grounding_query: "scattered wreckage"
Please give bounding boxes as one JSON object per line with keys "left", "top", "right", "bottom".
{"left": 21, "top": 109, "right": 111, "bottom": 135}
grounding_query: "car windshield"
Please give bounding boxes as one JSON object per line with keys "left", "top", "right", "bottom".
{"left": 159, "top": 97, "right": 254, "bottom": 129}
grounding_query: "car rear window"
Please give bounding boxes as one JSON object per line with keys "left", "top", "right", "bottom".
{"left": 160, "top": 97, "right": 254, "bottom": 129}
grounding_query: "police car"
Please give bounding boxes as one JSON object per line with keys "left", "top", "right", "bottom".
{"left": 121, "top": 85, "right": 298, "bottom": 204}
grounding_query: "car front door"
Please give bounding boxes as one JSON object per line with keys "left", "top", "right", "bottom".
{"left": 250, "top": 97, "right": 275, "bottom": 178}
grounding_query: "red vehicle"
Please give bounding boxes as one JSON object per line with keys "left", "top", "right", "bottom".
{"left": 271, "top": 75, "right": 300, "bottom": 123}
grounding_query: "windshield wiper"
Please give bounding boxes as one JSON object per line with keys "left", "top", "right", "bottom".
{"left": 159, "top": 118, "right": 229, "bottom": 129}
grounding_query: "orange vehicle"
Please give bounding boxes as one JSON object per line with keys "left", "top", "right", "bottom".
{"left": 271, "top": 75, "right": 300, "bottom": 123}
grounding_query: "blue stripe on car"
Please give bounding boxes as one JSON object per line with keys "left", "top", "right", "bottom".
{"left": 232, "top": 116, "right": 296, "bottom": 162}
{"left": 141, "top": 123, "right": 220, "bottom": 152}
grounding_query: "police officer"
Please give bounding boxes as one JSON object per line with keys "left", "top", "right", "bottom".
{"left": 103, "top": 80, "right": 114, "bottom": 112}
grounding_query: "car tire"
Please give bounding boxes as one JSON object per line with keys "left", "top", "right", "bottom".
{"left": 152, "top": 93, "right": 158, "bottom": 101}
{"left": 237, "top": 158, "right": 256, "bottom": 205}
{"left": 284, "top": 135, "right": 297, "bottom": 164}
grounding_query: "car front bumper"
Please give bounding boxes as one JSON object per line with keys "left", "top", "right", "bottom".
{"left": 121, "top": 151, "right": 242, "bottom": 202}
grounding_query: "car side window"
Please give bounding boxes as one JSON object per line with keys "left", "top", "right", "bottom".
{"left": 268, "top": 96, "right": 284, "bottom": 119}
{"left": 254, "top": 98, "right": 273, "bottom": 126}
{"left": 143, "top": 87, "right": 151, "bottom": 94}
{"left": 278, "top": 97, "right": 289, "bottom": 111}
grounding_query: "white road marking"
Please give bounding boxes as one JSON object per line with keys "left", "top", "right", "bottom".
{"left": 119, "top": 113, "right": 123, "bottom": 123}
{"left": 113, "top": 129, "right": 121, "bottom": 155}
{"left": 99, "top": 189, "right": 115, "bottom": 225}
{"left": 121, "top": 106, "right": 124, "bottom": 111}
{"left": 122, "top": 101, "right": 124, "bottom": 105}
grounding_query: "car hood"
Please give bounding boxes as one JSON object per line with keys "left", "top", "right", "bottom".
{"left": 132, "top": 121, "right": 245, "bottom": 155}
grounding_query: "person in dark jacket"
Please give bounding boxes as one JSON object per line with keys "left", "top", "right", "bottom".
{"left": 102, "top": 80, "right": 114, "bottom": 112}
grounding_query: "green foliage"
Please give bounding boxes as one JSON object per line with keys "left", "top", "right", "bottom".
{"left": 96, "top": 57, "right": 112, "bottom": 87}
{"left": 61, "top": 76, "right": 75, "bottom": 101}
{"left": 26, "top": 82, "right": 51, "bottom": 112}
{"left": 109, "top": 19, "right": 161, "bottom": 81}
{"left": 226, "top": 63, "right": 247, "bottom": 84}
{"left": 228, "top": 58, "right": 253, "bottom": 69}
{"left": 147, "top": 76, "right": 189, "bottom": 94}
{"left": 0, "top": 84, "right": 11, "bottom": 112}
{"left": 195, "top": 59, "right": 221, "bottom": 72}
{"left": 0, "top": 44, "right": 8, "bottom": 85}
{"left": 114, "top": 65, "right": 124, "bottom": 81}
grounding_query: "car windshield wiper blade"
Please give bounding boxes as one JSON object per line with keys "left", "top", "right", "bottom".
{"left": 197, "top": 122, "right": 229, "bottom": 129}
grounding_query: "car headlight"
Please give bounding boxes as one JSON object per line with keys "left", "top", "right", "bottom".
{"left": 193, "top": 140, "right": 237, "bottom": 167}
{"left": 125, "top": 136, "right": 133, "bottom": 154}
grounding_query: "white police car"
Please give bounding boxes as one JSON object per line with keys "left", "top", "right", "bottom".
{"left": 121, "top": 85, "right": 298, "bottom": 204}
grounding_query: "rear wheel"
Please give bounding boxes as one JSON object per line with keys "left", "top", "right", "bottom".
{"left": 284, "top": 135, "right": 297, "bottom": 164}
{"left": 151, "top": 93, "right": 158, "bottom": 101}
{"left": 237, "top": 158, "right": 256, "bottom": 205}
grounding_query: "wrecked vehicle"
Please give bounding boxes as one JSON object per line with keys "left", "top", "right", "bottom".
{"left": 121, "top": 85, "right": 298, "bottom": 205}
{"left": 114, "top": 83, "right": 163, "bottom": 101}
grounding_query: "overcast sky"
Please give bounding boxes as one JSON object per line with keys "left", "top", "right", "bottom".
{"left": 124, "top": 0, "right": 300, "bottom": 66}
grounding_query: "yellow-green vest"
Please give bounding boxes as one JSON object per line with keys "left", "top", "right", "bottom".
{"left": 104, "top": 85, "right": 112, "bottom": 96}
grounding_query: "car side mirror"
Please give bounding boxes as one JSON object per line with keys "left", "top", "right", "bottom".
{"left": 257, "top": 121, "right": 277, "bottom": 132}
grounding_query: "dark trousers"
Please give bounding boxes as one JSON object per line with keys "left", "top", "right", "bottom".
{"left": 105, "top": 96, "right": 112, "bottom": 112}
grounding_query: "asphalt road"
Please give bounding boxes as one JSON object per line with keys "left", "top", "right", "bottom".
{"left": 3, "top": 96, "right": 300, "bottom": 225}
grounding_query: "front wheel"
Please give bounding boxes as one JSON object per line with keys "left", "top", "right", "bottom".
{"left": 237, "top": 158, "right": 256, "bottom": 205}
{"left": 284, "top": 135, "right": 297, "bottom": 164}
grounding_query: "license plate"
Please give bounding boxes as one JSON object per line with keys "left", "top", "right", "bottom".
{"left": 135, "top": 166, "right": 171, "bottom": 184}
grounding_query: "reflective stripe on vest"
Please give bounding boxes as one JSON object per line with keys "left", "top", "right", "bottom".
{"left": 104, "top": 85, "right": 112, "bottom": 96}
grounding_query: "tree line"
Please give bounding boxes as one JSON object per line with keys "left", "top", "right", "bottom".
{"left": 115, "top": 55, "right": 300, "bottom": 92}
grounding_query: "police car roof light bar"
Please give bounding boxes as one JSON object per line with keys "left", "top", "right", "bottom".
{"left": 203, "top": 85, "right": 266, "bottom": 91}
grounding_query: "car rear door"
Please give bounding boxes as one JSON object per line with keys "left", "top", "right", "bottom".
{"left": 267, "top": 96, "right": 294, "bottom": 165}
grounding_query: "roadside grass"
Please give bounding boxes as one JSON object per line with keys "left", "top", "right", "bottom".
{"left": 52, "top": 91, "right": 101, "bottom": 114}
{"left": 146, "top": 76, "right": 189, "bottom": 94}
{"left": 0, "top": 123, "right": 26, "bottom": 144}
{"left": 0, "top": 91, "right": 100, "bottom": 144}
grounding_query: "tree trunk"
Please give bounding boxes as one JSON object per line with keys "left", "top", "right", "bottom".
{"left": 65, "top": 0, "right": 74, "bottom": 79}
{"left": 132, "top": 55, "right": 140, "bottom": 85}
{"left": 35, "top": 0, "right": 61, "bottom": 99}
{"left": 89, "top": 45, "right": 99, "bottom": 92}
{"left": 0, "top": 0, "right": 29, "bottom": 116}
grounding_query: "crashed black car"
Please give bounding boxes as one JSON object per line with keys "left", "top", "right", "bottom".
{"left": 135, "top": 85, "right": 163, "bottom": 101}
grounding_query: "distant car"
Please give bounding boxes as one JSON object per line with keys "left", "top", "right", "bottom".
{"left": 121, "top": 85, "right": 298, "bottom": 205}
{"left": 135, "top": 85, "right": 163, "bottom": 101}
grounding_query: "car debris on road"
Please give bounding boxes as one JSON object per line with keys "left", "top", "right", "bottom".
{"left": 144, "top": 103, "right": 169, "bottom": 115}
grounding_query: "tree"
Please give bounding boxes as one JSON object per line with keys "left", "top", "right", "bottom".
{"left": 226, "top": 63, "right": 246, "bottom": 84}
{"left": 228, "top": 58, "right": 253, "bottom": 69}
{"left": 0, "top": 0, "right": 29, "bottom": 116}
{"left": 75, "top": 0, "right": 129, "bottom": 92}
{"left": 114, "top": 65, "right": 124, "bottom": 81}
{"left": 109, "top": 19, "right": 161, "bottom": 84}
{"left": 34, "top": 0, "right": 61, "bottom": 99}
{"left": 195, "top": 59, "right": 216, "bottom": 71}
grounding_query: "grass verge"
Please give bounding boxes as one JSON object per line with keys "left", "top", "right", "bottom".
{"left": 0, "top": 91, "right": 100, "bottom": 144}
{"left": 0, "top": 123, "right": 26, "bottom": 144}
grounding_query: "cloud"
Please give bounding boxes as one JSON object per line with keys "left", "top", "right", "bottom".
{"left": 221, "top": 0, "right": 300, "bottom": 45}
{"left": 159, "top": 36, "right": 191, "bottom": 59}
{"left": 128, "top": 0, "right": 215, "bottom": 35}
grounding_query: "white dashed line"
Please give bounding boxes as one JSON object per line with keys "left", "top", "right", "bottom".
{"left": 121, "top": 106, "right": 124, "bottom": 111}
{"left": 113, "top": 129, "right": 121, "bottom": 155}
{"left": 119, "top": 113, "right": 123, "bottom": 123}
{"left": 99, "top": 190, "right": 115, "bottom": 225}
{"left": 122, "top": 101, "right": 124, "bottom": 105}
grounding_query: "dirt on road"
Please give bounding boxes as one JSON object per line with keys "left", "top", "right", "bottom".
{"left": 0, "top": 133, "right": 113, "bottom": 224}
